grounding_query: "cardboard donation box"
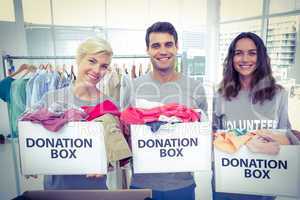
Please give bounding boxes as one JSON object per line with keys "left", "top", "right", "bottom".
{"left": 18, "top": 121, "right": 107, "bottom": 175}
{"left": 131, "top": 122, "right": 212, "bottom": 173}
{"left": 214, "top": 130, "right": 300, "bottom": 197}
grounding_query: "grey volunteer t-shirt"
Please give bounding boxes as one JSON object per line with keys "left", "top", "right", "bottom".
{"left": 121, "top": 73, "right": 207, "bottom": 191}
{"left": 213, "top": 88, "right": 291, "bottom": 130}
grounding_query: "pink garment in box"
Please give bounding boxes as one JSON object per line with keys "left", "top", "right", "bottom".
{"left": 21, "top": 108, "right": 87, "bottom": 132}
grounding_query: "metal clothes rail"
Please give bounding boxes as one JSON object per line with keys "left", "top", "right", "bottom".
{"left": 2, "top": 54, "right": 153, "bottom": 77}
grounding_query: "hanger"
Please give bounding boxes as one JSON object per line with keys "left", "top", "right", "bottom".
{"left": 20, "top": 64, "right": 37, "bottom": 79}
{"left": 115, "top": 64, "right": 121, "bottom": 76}
{"left": 38, "top": 63, "right": 45, "bottom": 70}
{"left": 138, "top": 63, "right": 143, "bottom": 76}
{"left": 10, "top": 63, "right": 27, "bottom": 78}
{"left": 145, "top": 63, "right": 152, "bottom": 74}
{"left": 62, "top": 64, "right": 70, "bottom": 78}
{"left": 46, "top": 63, "right": 53, "bottom": 72}
{"left": 131, "top": 64, "right": 137, "bottom": 79}
{"left": 123, "top": 63, "right": 128, "bottom": 74}
{"left": 71, "top": 65, "right": 76, "bottom": 80}
{"left": 10, "top": 64, "right": 36, "bottom": 79}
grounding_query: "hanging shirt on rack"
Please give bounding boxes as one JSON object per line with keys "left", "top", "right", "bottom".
{"left": 31, "top": 71, "right": 52, "bottom": 107}
{"left": 0, "top": 77, "right": 15, "bottom": 102}
{"left": 145, "top": 63, "right": 152, "bottom": 74}
{"left": 107, "top": 70, "right": 121, "bottom": 101}
{"left": 10, "top": 78, "right": 29, "bottom": 137}
{"left": 25, "top": 71, "right": 40, "bottom": 111}
{"left": 131, "top": 65, "right": 137, "bottom": 79}
{"left": 49, "top": 71, "right": 61, "bottom": 91}
{"left": 98, "top": 69, "right": 121, "bottom": 102}
{"left": 138, "top": 64, "right": 143, "bottom": 77}
{"left": 58, "top": 72, "right": 72, "bottom": 89}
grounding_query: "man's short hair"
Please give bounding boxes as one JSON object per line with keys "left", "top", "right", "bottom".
{"left": 145, "top": 22, "right": 178, "bottom": 48}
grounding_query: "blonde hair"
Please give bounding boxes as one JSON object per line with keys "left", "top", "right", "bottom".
{"left": 76, "top": 37, "right": 113, "bottom": 64}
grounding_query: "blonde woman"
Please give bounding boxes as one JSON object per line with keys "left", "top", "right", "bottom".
{"left": 39, "top": 37, "right": 116, "bottom": 189}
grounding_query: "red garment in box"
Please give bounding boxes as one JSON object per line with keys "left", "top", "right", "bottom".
{"left": 120, "top": 103, "right": 200, "bottom": 124}
{"left": 81, "top": 100, "right": 120, "bottom": 121}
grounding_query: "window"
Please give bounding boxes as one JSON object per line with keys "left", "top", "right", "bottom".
{"left": 182, "top": 30, "right": 206, "bottom": 80}
{"left": 148, "top": 0, "right": 181, "bottom": 28}
{"left": 54, "top": 27, "right": 105, "bottom": 56}
{"left": 268, "top": 15, "right": 300, "bottom": 131}
{"left": 107, "top": 0, "right": 147, "bottom": 29}
{"left": 52, "top": 0, "right": 105, "bottom": 26}
{"left": 107, "top": 29, "right": 145, "bottom": 55}
{"left": 220, "top": 0, "right": 262, "bottom": 22}
{"left": 25, "top": 27, "right": 54, "bottom": 56}
{"left": 181, "top": 0, "right": 207, "bottom": 29}
{"left": 270, "top": 0, "right": 300, "bottom": 14}
{"left": 22, "top": 0, "right": 51, "bottom": 24}
{"left": 267, "top": 16, "right": 299, "bottom": 87}
{"left": 0, "top": 0, "right": 15, "bottom": 22}
{"left": 23, "top": 0, "right": 209, "bottom": 84}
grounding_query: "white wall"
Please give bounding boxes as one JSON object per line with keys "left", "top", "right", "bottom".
{"left": 0, "top": 21, "right": 27, "bottom": 200}
{"left": 0, "top": 141, "right": 18, "bottom": 200}
{"left": 0, "top": 0, "right": 27, "bottom": 135}
{"left": 0, "top": 1, "right": 28, "bottom": 199}
{"left": 0, "top": 21, "right": 27, "bottom": 135}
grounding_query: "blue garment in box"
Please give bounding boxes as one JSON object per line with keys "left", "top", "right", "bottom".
{"left": 145, "top": 121, "right": 168, "bottom": 133}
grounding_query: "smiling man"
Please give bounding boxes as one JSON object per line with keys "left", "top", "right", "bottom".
{"left": 121, "top": 22, "right": 207, "bottom": 200}
{"left": 145, "top": 23, "right": 179, "bottom": 83}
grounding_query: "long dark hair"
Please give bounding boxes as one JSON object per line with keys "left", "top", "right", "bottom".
{"left": 218, "top": 32, "right": 282, "bottom": 104}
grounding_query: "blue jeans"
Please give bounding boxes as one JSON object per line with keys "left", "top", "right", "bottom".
{"left": 130, "top": 184, "right": 196, "bottom": 200}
